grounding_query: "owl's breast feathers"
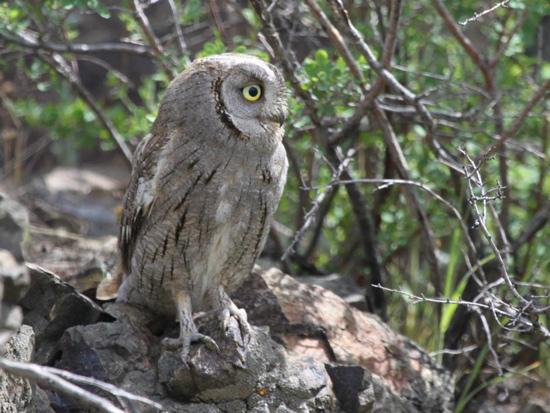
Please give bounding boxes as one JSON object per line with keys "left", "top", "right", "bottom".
{"left": 98, "top": 132, "right": 287, "bottom": 303}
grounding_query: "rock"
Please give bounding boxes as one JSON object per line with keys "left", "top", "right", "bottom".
{"left": 158, "top": 322, "right": 278, "bottom": 401}
{"left": 237, "top": 268, "right": 455, "bottom": 412}
{"left": 51, "top": 301, "right": 334, "bottom": 411}
{"left": 295, "top": 273, "right": 367, "bottom": 311}
{"left": 19, "top": 263, "right": 113, "bottom": 364}
{"left": 23, "top": 266, "right": 454, "bottom": 412}
{"left": 0, "top": 324, "right": 35, "bottom": 413}
{"left": 31, "top": 386, "right": 56, "bottom": 413}
{"left": 22, "top": 165, "right": 126, "bottom": 238}
{"left": 0, "top": 250, "right": 29, "bottom": 347}
{"left": 0, "top": 197, "right": 34, "bottom": 412}
{"left": 0, "top": 193, "right": 30, "bottom": 260}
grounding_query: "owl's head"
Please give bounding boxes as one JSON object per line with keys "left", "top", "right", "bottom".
{"left": 156, "top": 53, "right": 288, "bottom": 152}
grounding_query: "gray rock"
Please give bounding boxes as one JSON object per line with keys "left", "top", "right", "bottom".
{"left": 159, "top": 317, "right": 281, "bottom": 402}
{"left": 22, "top": 267, "right": 454, "bottom": 412}
{"left": 0, "top": 324, "right": 35, "bottom": 413}
{"left": 0, "top": 250, "right": 29, "bottom": 347}
{"left": 50, "top": 301, "right": 332, "bottom": 411}
{"left": 19, "top": 263, "right": 112, "bottom": 364}
{"left": 0, "top": 193, "right": 30, "bottom": 261}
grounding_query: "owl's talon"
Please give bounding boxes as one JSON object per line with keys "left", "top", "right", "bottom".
{"left": 161, "top": 332, "right": 219, "bottom": 361}
{"left": 191, "top": 332, "right": 220, "bottom": 353}
{"left": 221, "top": 305, "right": 251, "bottom": 347}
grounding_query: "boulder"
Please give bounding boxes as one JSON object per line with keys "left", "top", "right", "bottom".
{"left": 21, "top": 266, "right": 454, "bottom": 412}
{"left": 20, "top": 263, "right": 113, "bottom": 365}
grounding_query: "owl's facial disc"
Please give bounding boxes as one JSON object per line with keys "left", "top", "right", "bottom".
{"left": 218, "top": 60, "right": 287, "bottom": 144}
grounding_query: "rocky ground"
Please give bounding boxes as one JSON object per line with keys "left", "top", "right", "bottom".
{"left": 0, "top": 166, "right": 455, "bottom": 412}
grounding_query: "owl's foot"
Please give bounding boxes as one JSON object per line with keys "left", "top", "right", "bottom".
{"left": 162, "top": 332, "right": 220, "bottom": 362}
{"left": 221, "top": 304, "right": 251, "bottom": 346}
{"left": 220, "top": 302, "right": 251, "bottom": 366}
{"left": 207, "top": 287, "right": 251, "bottom": 365}
{"left": 169, "top": 290, "right": 220, "bottom": 362}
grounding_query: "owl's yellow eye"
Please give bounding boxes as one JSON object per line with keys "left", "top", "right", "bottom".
{"left": 242, "top": 84, "right": 262, "bottom": 102}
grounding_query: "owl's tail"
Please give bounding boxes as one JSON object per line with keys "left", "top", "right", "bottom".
{"left": 96, "top": 264, "right": 125, "bottom": 300}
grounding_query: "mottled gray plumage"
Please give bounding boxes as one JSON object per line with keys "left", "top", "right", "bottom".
{"left": 115, "top": 53, "right": 288, "bottom": 360}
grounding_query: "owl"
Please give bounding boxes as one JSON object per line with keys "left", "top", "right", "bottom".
{"left": 101, "top": 53, "right": 288, "bottom": 361}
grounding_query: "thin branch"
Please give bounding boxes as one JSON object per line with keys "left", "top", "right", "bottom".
{"left": 490, "top": 10, "right": 527, "bottom": 68}
{"left": 506, "top": 82, "right": 550, "bottom": 137}
{"left": 282, "top": 148, "right": 354, "bottom": 260}
{"left": 43, "top": 365, "right": 164, "bottom": 410}
{"left": 373, "top": 104, "right": 443, "bottom": 294}
{"left": 130, "top": 0, "right": 175, "bottom": 79}
{"left": 303, "top": 186, "right": 339, "bottom": 260}
{"left": 310, "top": 177, "right": 486, "bottom": 284}
{"left": 167, "top": 0, "right": 187, "bottom": 54}
{"left": 283, "top": 136, "right": 309, "bottom": 231}
{"left": 0, "top": 29, "right": 153, "bottom": 56}
{"left": 74, "top": 55, "right": 134, "bottom": 87}
{"left": 328, "top": 0, "right": 402, "bottom": 146}
{"left": 381, "top": 0, "right": 403, "bottom": 67}
{"left": 459, "top": 0, "right": 511, "bottom": 26}
{"left": 0, "top": 358, "right": 125, "bottom": 413}
{"left": 372, "top": 283, "right": 548, "bottom": 338}
{"left": 371, "top": 283, "right": 514, "bottom": 318}
{"left": 328, "top": 0, "right": 464, "bottom": 174}
{"left": 304, "top": 0, "right": 365, "bottom": 85}
{"left": 39, "top": 53, "right": 133, "bottom": 163}
{"left": 459, "top": 149, "right": 527, "bottom": 304}
{"left": 479, "top": 80, "right": 550, "bottom": 161}
{"left": 432, "top": 0, "right": 492, "bottom": 87}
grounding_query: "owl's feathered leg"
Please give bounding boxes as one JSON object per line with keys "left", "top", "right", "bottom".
{"left": 162, "top": 290, "right": 219, "bottom": 362}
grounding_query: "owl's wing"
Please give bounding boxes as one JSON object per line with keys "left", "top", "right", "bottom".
{"left": 96, "top": 132, "right": 164, "bottom": 300}
{"left": 119, "top": 133, "right": 158, "bottom": 273}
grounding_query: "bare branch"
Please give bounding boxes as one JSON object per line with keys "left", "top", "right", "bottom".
{"left": 459, "top": 0, "right": 511, "bottom": 26}
{"left": 328, "top": 0, "right": 464, "bottom": 174}
{"left": 167, "top": 0, "right": 188, "bottom": 54}
{"left": 459, "top": 148, "right": 527, "bottom": 304}
{"left": 43, "top": 365, "right": 164, "bottom": 410}
{"left": 39, "top": 53, "right": 133, "bottom": 163}
{"left": 0, "top": 28, "right": 153, "bottom": 56}
{"left": 282, "top": 148, "right": 354, "bottom": 261}
{"left": 0, "top": 358, "right": 125, "bottom": 413}
{"left": 130, "top": 0, "right": 175, "bottom": 79}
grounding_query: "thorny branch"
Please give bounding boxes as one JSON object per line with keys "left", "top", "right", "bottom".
{"left": 372, "top": 283, "right": 549, "bottom": 338}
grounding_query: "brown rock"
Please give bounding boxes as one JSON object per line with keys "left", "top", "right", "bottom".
{"left": 237, "top": 268, "right": 454, "bottom": 412}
